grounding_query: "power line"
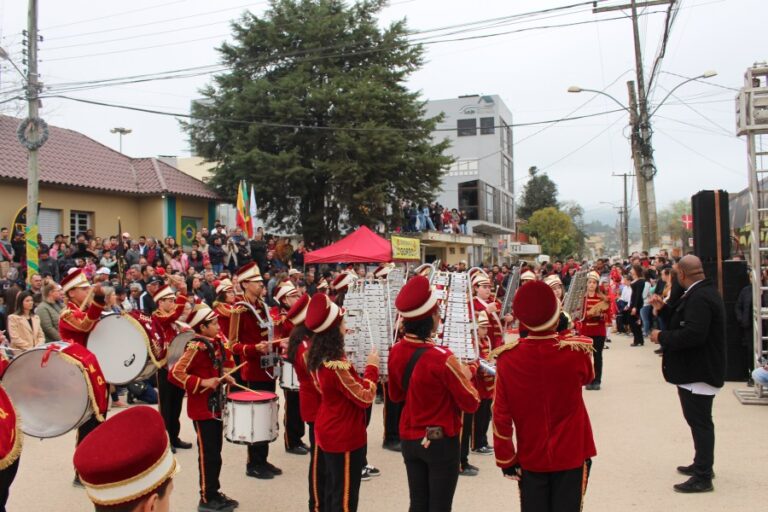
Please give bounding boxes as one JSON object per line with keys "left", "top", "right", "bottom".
{"left": 538, "top": 114, "right": 627, "bottom": 171}
{"left": 654, "top": 84, "right": 732, "bottom": 135}
{"left": 41, "top": 0, "right": 192, "bottom": 31}
{"left": 659, "top": 70, "right": 740, "bottom": 91}
{"left": 40, "top": 93, "right": 627, "bottom": 131}
{"left": 653, "top": 126, "right": 742, "bottom": 175}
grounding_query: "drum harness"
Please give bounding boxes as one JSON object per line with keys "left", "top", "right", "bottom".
{"left": 234, "top": 300, "right": 280, "bottom": 380}
{"left": 192, "top": 335, "right": 225, "bottom": 416}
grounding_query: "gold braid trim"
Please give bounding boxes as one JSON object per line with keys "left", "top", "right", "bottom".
{"left": 59, "top": 308, "right": 91, "bottom": 333}
{"left": 229, "top": 310, "right": 241, "bottom": 344}
{"left": 323, "top": 360, "right": 351, "bottom": 371}
{"left": 557, "top": 339, "right": 595, "bottom": 353}
{"left": 492, "top": 422, "right": 512, "bottom": 441}
{"left": 490, "top": 340, "right": 519, "bottom": 360}
{"left": 214, "top": 303, "right": 232, "bottom": 318}
{"left": 59, "top": 352, "right": 105, "bottom": 422}
{"left": 0, "top": 390, "right": 22, "bottom": 470}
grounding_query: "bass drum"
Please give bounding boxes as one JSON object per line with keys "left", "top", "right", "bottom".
{"left": 2, "top": 342, "right": 92, "bottom": 438}
{"left": 89, "top": 313, "right": 158, "bottom": 385}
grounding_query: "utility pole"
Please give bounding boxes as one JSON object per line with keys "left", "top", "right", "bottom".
{"left": 111, "top": 127, "right": 132, "bottom": 153}
{"left": 594, "top": 0, "right": 670, "bottom": 251}
{"left": 613, "top": 172, "right": 635, "bottom": 258}
{"left": 627, "top": 80, "right": 650, "bottom": 250}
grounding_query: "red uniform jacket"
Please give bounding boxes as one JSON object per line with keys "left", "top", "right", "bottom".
{"left": 213, "top": 302, "right": 234, "bottom": 342}
{"left": 151, "top": 296, "right": 188, "bottom": 362}
{"left": 473, "top": 297, "right": 504, "bottom": 349}
{"left": 473, "top": 334, "right": 495, "bottom": 399}
{"left": 492, "top": 334, "right": 596, "bottom": 473}
{"left": 293, "top": 339, "right": 321, "bottom": 423}
{"left": 388, "top": 338, "right": 480, "bottom": 441}
{"left": 314, "top": 359, "right": 378, "bottom": 453}
{"left": 171, "top": 335, "right": 235, "bottom": 421}
{"left": 580, "top": 293, "right": 609, "bottom": 338}
{"left": 229, "top": 296, "right": 275, "bottom": 382}
{"left": 58, "top": 300, "right": 104, "bottom": 347}
{"left": 0, "top": 384, "right": 21, "bottom": 470}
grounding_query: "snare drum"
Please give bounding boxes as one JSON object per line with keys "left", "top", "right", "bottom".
{"left": 88, "top": 313, "right": 159, "bottom": 385}
{"left": 279, "top": 360, "right": 300, "bottom": 390}
{"left": 2, "top": 342, "right": 93, "bottom": 438}
{"left": 224, "top": 391, "right": 279, "bottom": 445}
{"left": 166, "top": 331, "right": 195, "bottom": 368}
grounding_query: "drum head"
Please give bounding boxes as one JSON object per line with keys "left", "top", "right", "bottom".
{"left": 89, "top": 314, "right": 150, "bottom": 385}
{"left": 167, "top": 332, "right": 195, "bottom": 368}
{"left": 3, "top": 344, "right": 90, "bottom": 438}
{"left": 228, "top": 391, "right": 277, "bottom": 402}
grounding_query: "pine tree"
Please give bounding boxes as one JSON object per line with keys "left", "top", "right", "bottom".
{"left": 517, "top": 166, "right": 559, "bottom": 220}
{"left": 184, "top": 0, "right": 451, "bottom": 245}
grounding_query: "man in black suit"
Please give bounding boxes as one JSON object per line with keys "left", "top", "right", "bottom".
{"left": 650, "top": 255, "right": 726, "bottom": 494}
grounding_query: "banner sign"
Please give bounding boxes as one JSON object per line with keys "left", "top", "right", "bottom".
{"left": 391, "top": 235, "right": 420, "bottom": 261}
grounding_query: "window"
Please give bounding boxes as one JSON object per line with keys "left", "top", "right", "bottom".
{"left": 501, "top": 156, "right": 512, "bottom": 192}
{"left": 485, "top": 186, "right": 495, "bottom": 224}
{"left": 457, "top": 118, "right": 477, "bottom": 137}
{"left": 480, "top": 116, "right": 495, "bottom": 135}
{"left": 447, "top": 159, "right": 479, "bottom": 176}
{"left": 39, "top": 209, "right": 62, "bottom": 245}
{"left": 70, "top": 211, "right": 92, "bottom": 237}
{"left": 458, "top": 180, "right": 479, "bottom": 220}
{"left": 500, "top": 118, "right": 513, "bottom": 155}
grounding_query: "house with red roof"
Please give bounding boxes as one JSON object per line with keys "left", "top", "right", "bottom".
{"left": 0, "top": 115, "right": 220, "bottom": 245}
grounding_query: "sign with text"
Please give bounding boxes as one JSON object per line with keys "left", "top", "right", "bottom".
{"left": 391, "top": 236, "right": 421, "bottom": 261}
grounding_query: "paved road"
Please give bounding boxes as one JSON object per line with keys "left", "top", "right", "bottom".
{"left": 6, "top": 334, "right": 766, "bottom": 511}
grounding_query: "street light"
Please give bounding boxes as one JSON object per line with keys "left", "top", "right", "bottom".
{"left": 0, "top": 46, "right": 27, "bottom": 82}
{"left": 648, "top": 70, "right": 718, "bottom": 118}
{"left": 110, "top": 127, "right": 132, "bottom": 153}
{"left": 567, "top": 86, "right": 631, "bottom": 113}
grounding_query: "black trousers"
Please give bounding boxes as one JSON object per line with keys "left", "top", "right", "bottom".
{"left": 629, "top": 314, "right": 644, "bottom": 345}
{"left": 0, "top": 456, "right": 19, "bottom": 512}
{"left": 307, "top": 422, "right": 326, "bottom": 512}
{"left": 677, "top": 387, "right": 715, "bottom": 480}
{"left": 363, "top": 405, "right": 372, "bottom": 467}
{"left": 472, "top": 399, "right": 492, "bottom": 450}
{"left": 76, "top": 414, "right": 104, "bottom": 446}
{"left": 383, "top": 381, "right": 402, "bottom": 444}
{"left": 401, "top": 436, "right": 460, "bottom": 512}
{"left": 518, "top": 461, "right": 590, "bottom": 512}
{"left": 245, "top": 379, "right": 276, "bottom": 469}
{"left": 590, "top": 336, "right": 606, "bottom": 384}
{"left": 283, "top": 388, "right": 305, "bottom": 449}
{"left": 157, "top": 367, "right": 185, "bottom": 442}
{"left": 460, "top": 412, "right": 473, "bottom": 467}
{"left": 194, "top": 419, "right": 224, "bottom": 503}
{"left": 324, "top": 446, "right": 366, "bottom": 512}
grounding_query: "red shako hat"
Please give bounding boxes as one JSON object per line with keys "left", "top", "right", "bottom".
{"left": 331, "top": 271, "right": 357, "bottom": 292}
{"left": 73, "top": 406, "right": 178, "bottom": 507}
{"left": 61, "top": 269, "right": 90, "bottom": 294}
{"left": 286, "top": 293, "right": 310, "bottom": 325}
{"left": 236, "top": 261, "right": 263, "bottom": 283}
{"left": 305, "top": 294, "right": 345, "bottom": 334}
{"left": 396, "top": 275, "right": 438, "bottom": 321}
{"left": 186, "top": 304, "right": 217, "bottom": 330}
{"left": 152, "top": 284, "right": 175, "bottom": 302}
{"left": 373, "top": 263, "right": 395, "bottom": 279}
{"left": 512, "top": 280, "right": 560, "bottom": 333}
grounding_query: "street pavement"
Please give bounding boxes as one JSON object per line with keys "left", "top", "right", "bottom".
{"left": 6, "top": 334, "right": 766, "bottom": 511}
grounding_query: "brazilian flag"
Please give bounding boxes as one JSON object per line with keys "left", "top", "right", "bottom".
{"left": 181, "top": 217, "right": 199, "bottom": 248}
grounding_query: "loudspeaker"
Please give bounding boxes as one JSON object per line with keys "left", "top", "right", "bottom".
{"left": 692, "top": 190, "right": 730, "bottom": 262}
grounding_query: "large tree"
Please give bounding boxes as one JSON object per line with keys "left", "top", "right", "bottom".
{"left": 185, "top": 0, "right": 451, "bottom": 245}
{"left": 523, "top": 207, "right": 579, "bottom": 259}
{"left": 517, "top": 166, "right": 558, "bottom": 220}
{"left": 658, "top": 199, "right": 692, "bottom": 252}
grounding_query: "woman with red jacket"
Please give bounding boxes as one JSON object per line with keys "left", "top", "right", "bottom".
{"left": 305, "top": 294, "right": 378, "bottom": 512}
{"left": 581, "top": 271, "right": 610, "bottom": 390}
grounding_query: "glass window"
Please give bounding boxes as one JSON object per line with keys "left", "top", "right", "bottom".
{"left": 480, "top": 117, "right": 495, "bottom": 135}
{"left": 485, "top": 186, "right": 494, "bottom": 223}
{"left": 70, "top": 211, "right": 92, "bottom": 237}
{"left": 447, "top": 159, "right": 479, "bottom": 176}
{"left": 457, "top": 118, "right": 477, "bottom": 137}
{"left": 458, "top": 180, "right": 479, "bottom": 220}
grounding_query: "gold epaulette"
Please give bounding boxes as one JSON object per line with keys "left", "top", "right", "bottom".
{"left": 231, "top": 306, "right": 247, "bottom": 314}
{"left": 490, "top": 340, "right": 519, "bottom": 360}
{"left": 557, "top": 336, "right": 595, "bottom": 354}
{"left": 185, "top": 341, "right": 203, "bottom": 351}
{"left": 323, "top": 360, "right": 351, "bottom": 371}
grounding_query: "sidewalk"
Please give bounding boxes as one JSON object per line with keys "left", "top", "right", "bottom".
{"left": 7, "top": 334, "right": 765, "bottom": 511}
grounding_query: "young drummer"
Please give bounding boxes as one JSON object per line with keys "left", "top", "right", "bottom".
{"left": 305, "top": 294, "right": 379, "bottom": 512}
{"left": 171, "top": 305, "right": 239, "bottom": 512}
{"left": 471, "top": 311, "right": 495, "bottom": 456}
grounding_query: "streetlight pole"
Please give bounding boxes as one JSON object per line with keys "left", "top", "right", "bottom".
{"left": 110, "top": 127, "right": 132, "bottom": 153}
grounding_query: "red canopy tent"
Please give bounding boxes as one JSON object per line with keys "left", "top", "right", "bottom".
{"left": 304, "top": 226, "right": 392, "bottom": 264}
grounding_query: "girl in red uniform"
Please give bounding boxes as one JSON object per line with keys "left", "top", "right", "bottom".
{"left": 581, "top": 271, "right": 610, "bottom": 390}
{"left": 305, "top": 294, "right": 378, "bottom": 512}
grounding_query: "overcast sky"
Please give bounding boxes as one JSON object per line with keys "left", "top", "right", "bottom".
{"left": 0, "top": 0, "right": 762, "bottom": 224}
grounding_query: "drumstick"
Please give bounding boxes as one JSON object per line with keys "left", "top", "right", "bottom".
{"left": 218, "top": 361, "right": 246, "bottom": 380}
{"left": 228, "top": 381, "right": 258, "bottom": 393}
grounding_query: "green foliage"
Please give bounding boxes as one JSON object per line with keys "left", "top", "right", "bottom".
{"left": 658, "top": 199, "right": 692, "bottom": 250}
{"left": 184, "top": 0, "right": 451, "bottom": 245}
{"left": 523, "top": 207, "right": 579, "bottom": 259}
{"left": 517, "top": 166, "right": 559, "bottom": 220}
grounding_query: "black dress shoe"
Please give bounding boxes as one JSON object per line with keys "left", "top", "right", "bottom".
{"left": 630, "top": 343, "right": 643, "bottom": 347}
{"left": 673, "top": 476, "right": 713, "bottom": 493}
{"left": 382, "top": 440, "right": 402, "bottom": 452}
{"left": 170, "top": 445, "right": 177, "bottom": 454}
{"left": 286, "top": 445, "right": 309, "bottom": 455}
{"left": 677, "top": 464, "right": 715, "bottom": 479}
{"left": 654, "top": 348, "right": 663, "bottom": 355}
{"left": 172, "top": 439, "right": 193, "bottom": 450}
{"left": 217, "top": 493, "right": 239, "bottom": 509}
{"left": 246, "top": 466, "right": 274, "bottom": 479}
{"left": 73, "top": 475, "right": 84, "bottom": 488}
{"left": 459, "top": 464, "right": 479, "bottom": 477}
{"left": 265, "top": 462, "right": 283, "bottom": 475}
{"left": 198, "top": 496, "right": 234, "bottom": 511}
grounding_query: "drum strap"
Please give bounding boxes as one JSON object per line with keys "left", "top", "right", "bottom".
{"left": 402, "top": 347, "right": 428, "bottom": 395}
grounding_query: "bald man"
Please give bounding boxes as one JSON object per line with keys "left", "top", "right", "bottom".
{"left": 650, "top": 255, "right": 726, "bottom": 494}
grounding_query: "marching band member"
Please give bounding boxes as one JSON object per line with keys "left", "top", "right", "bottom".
{"left": 151, "top": 284, "right": 191, "bottom": 453}
{"left": 285, "top": 293, "right": 326, "bottom": 511}
{"left": 73, "top": 406, "right": 179, "bottom": 512}
{"left": 315, "top": 278, "right": 329, "bottom": 294}
{"left": 58, "top": 269, "right": 105, "bottom": 348}
{"left": 305, "top": 294, "right": 379, "bottom": 512}
{"left": 492, "top": 281, "right": 596, "bottom": 512}
{"left": 0, "top": 384, "right": 21, "bottom": 512}
{"left": 171, "top": 306, "right": 239, "bottom": 512}
{"left": 388, "top": 274, "right": 480, "bottom": 511}
{"left": 581, "top": 271, "right": 610, "bottom": 391}
{"left": 374, "top": 263, "right": 402, "bottom": 453}
{"left": 213, "top": 279, "right": 236, "bottom": 338}
{"left": 471, "top": 271, "right": 508, "bottom": 349}
{"left": 471, "top": 311, "right": 495, "bottom": 457}
{"left": 229, "top": 262, "right": 282, "bottom": 479}
{"left": 519, "top": 269, "right": 537, "bottom": 285}
{"left": 274, "top": 280, "right": 309, "bottom": 455}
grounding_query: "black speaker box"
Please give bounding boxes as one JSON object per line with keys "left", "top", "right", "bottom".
{"left": 702, "top": 260, "right": 749, "bottom": 305}
{"left": 692, "top": 190, "right": 730, "bottom": 262}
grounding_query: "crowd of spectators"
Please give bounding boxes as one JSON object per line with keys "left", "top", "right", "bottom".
{"left": 400, "top": 201, "right": 469, "bottom": 234}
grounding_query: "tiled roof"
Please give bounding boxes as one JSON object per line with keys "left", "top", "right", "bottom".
{"left": 0, "top": 115, "right": 219, "bottom": 200}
